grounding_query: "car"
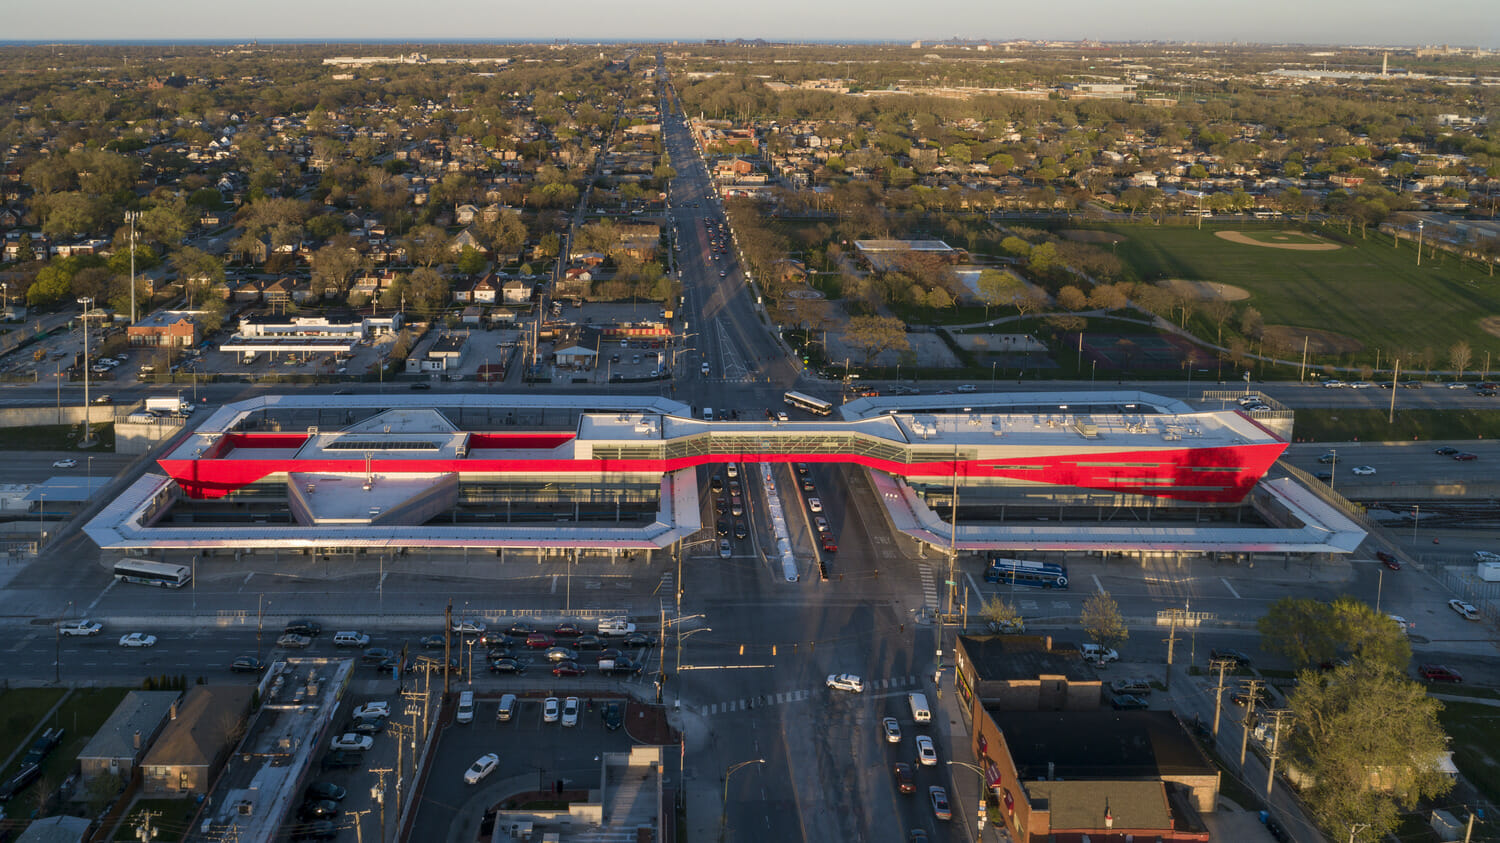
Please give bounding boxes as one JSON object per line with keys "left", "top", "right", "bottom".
{"left": 826, "top": 674, "right": 864, "bottom": 693}
{"left": 795, "top": 463, "right": 810, "bottom": 476}
{"left": 1449, "top": 599, "right": 1480, "bottom": 620}
{"left": 1317, "top": 452, "right": 1338, "bottom": 464}
{"left": 1348, "top": 381, "right": 1373, "bottom": 389}
{"left": 714, "top": 497, "right": 727, "bottom": 515}
{"left": 1321, "top": 379, "right": 1346, "bottom": 388}
{"left": 452, "top": 618, "right": 487, "bottom": 634}
{"left": 1112, "top": 694, "right": 1150, "bottom": 710}
{"left": 602, "top": 658, "right": 645, "bottom": 676}
{"left": 361, "top": 647, "right": 396, "bottom": 664}
{"left": 409, "top": 382, "right": 431, "bottom": 390}
{"left": 1454, "top": 452, "right": 1479, "bottom": 461}
{"left": 572, "top": 635, "right": 605, "bottom": 651}
{"left": 525, "top": 632, "right": 554, "bottom": 648}
{"left": 929, "top": 785, "right": 951, "bottom": 820}
{"left": 1447, "top": 381, "right": 1471, "bottom": 389}
{"left": 488, "top": 657, "right": 526, "bottom": 674}
{"left": 300, "top": 799, "right": 340, "bottom": 819}
{"left": 1419, "top": 664, "right": 1463, "bottom": 683}
{"left": 52, "top": 459, "right": 77, "bottom": 468}
{"left": 320, "top": 750, "right": 359, "bottom": 770}
{"left": 562, "top": 697, "right": 580, "bottom": 727}
{"left": 956, "top": 384, "right": 977, "bottom": 393}
{"left": 1210, "top": 647, "right": 1251, "bottom": 666}
{"left": 893, "top": 761, "right": 916, "bottom": 794}
{"left": 420, "top": 634, "right": 447, "bottom": 649}
{"left": 1434, "top": 446, "right": 1460, "bottom": 456}
{"left": 807, "top": 497, "right": 823, "bottom": 513}
{"left": 730, "top": 501, "right": 743, "bottom": 517}
{"left": 552, "top": 622, "right": 583, "bottom": 638}
{"left": 1351, "top": 465, "right": 1376, "bottom": 476}
{"left": 1110, "top": 679, "right": 1151, "bottom": 695}
{"left": 464, "top": 753, "right": 500, "bottom": 784}
{"left": 329, "top": 733, "right": 373, "bottom": 752}
{"left": 477, "top": 630, "right": 510, "bottom": 647}
{"left": 1478, "top": 389, "right": 1498, "bottom": 397}
{"left": 506, "top": 621, "right": 537, "bottom": 637}
{"left": 881, "top": 717, "right": 902, "bottom": 744}
{"left": 93, "top": 394, "right": 113, "bottom": 404}
{"left": 908, "top": 831, "right": 930, "bottom": 843}
{"left": 285, "top": 620, "right": 322, "bottom": 637}
{"left": 552, "top": 661, "right": 585, "bottom": 677}
{"left": 813, "top": 516, "right": 830, "bottom": 533}
{"left": 1315, "top": 471, "right": 1333, "bottom": 482}
{"left": 603, "top": 701, "right": 623, "bottom": 731}
{"left": 776, "top": 411, "right": 789, "bottom": 421}
{"left": 821, "top": 535, "right": 838, "bottom": 553}
{"left": 1375, "top": 550, "right": 1400, "bottom": 570}
{"left": 352, "top": 702, "right": 389, "bottom": 720}
{"left": 715, "top": 518, "right": 729, "bottom": 536}
{"left": 543, "top": 697, "right": 560, "bottom": 723}
{"left": 231, "top": 656, "right": 266, "bottom": 673}
{"left": 544, "top": 646, "right": 578, "bottom": 663}
{"left": 915, "top": 735, "right": 937, "bottom": 766}
{"left": 119, "top": 633, "right": 156, "bottom": 648}
{"left": 305, "top": 782, "right": 346, "bottom": 802}
{"left": 346, "top": 716, "right": 385, "bottom": 734}
{"left": 58, "top": 619, "right": 102, "bottom": 637}
{"left": 710, "top": 475, "right": 724, "bottom": 491}
{"left": 621, "top": 632, "right": 656, "bottom": 648}
{"left": 734, "top": 521, "right": 748, "bottom": 540}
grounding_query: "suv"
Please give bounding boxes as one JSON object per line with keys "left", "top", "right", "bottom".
{"left": 826, "top": 674, "right": 864, "bottom": 693}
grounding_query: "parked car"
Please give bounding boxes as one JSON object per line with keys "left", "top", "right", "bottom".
{"left": 543, "top": 697, "right": 560, "bottom": 723}
{"left": 352, "top": 701, "right": 389, "bottom": 720}
{"left": 603, "top": 701, "right": 624, "bottom": 731}
{"left": 330, "top": 733, "right": 373, "bottom": 752}
{"left": 1449, "top": 599, "right": 1480, "bottom": 620}
{"left": 465, "top": 753, "right": 500, "bottom": 784}
{"left": 320, "top": 751, "right": 359, "bottom": 769}
{"left": 1210, "top": 647, "right": 1251, "bottom": 666}
{"left": 562, "top": 697, "right": 580, "bottom": 727}
{"left": 1419, "top": 664, "right": 1463, "bottom": 683}
{"left": 1112, "top": 694, "right": 1149, "bottom": 710}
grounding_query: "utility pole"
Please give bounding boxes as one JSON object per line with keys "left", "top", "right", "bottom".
{"left": 387, "top": 721, "right": 414, "bottom": 836}
{"left": 346, "top": 808, "right": 370, "bottom": 843}
{"left": 1266, "top": 709, "right": 1292, "bottom": 796}
{"left": 1236, "top": 679, "right": 1265, "bottom": 766}
{"left": 1388, "top": 358, "right": 1401, "bottom": 423}
{"left": 134, "top": 810, "right": 160, "bottom": 842}
{"left": 369, "top": 767, "right": 392, "bottom": 843}
{"left": 1209, "top": 658, "right": 1235, "bottom": 738}
{"left": 443, "top": 599, "right": 452, "bottom": 698}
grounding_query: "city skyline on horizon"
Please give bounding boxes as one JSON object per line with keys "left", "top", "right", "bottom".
{"left": 4, "top": 0, "right": 1498, "bottom": 51}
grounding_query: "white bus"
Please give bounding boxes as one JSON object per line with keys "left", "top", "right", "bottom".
{"left": 113, "top": 559, "right": 192, "bottom": 589}
{"left": 783, "top": 391, "right": 833, "bottom": 417}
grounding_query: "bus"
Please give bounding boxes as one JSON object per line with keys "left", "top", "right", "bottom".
{"left": 984, "top": 558, "right": 1069, "bottom": 589}
{"left": 113, "top": 559, "right": 192, "bottom": 589}
{"left": 783, "top": 391, "right": 833, "bottom": 417}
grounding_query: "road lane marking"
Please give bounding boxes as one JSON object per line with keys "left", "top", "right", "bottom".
{"left": 1220, "top": 578, "right": 1242, "bottom": 599}
{"left": 1092, "top": 574, "right": 1104, "bottom": 593}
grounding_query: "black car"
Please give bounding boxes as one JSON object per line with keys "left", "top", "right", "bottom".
{"left": 796, "top": 463, "right": 809, "bottom": 476}
{"left": 734, "top": 521, "right": 747, "bottom": 540}
{"left": 603, "top": 701, "right": 623, "bottom": 731}
{"left": 477, "top": 630, "right": 510, "bottom": 647}
{"left": 1211, "top": 648, "right": 1251, "bottom": 666}
{"left": 554, "top": 623, "right": 583, "bottom": 638}
{"left": 716, "top": 519, "right": 729, "bottom": 536}
{"left": 230, "top": 656, "right": 266, "bottom": 673}
{"left": 621, "top": 632, "right": 656, "bottom": 648}
{"left": 347, "top": 717, "right": 386, "bottom": 734}
{"left": 408, "top": 382, "right": 431, "bottom": 390}
{"left": 305, "top": 782, "right": 346, "bottom": 802}
{"left": 489, "top": 658, "right": 526, "bottom": 674}
{"left": 300, "top": 799, "right": 341, "bottom": 819}
{"left": 1434, "top": 446, "right": 1460, "bottom": 456}
{"left": 285, "top": 620, "right": 322, "bottom": 637}
{"left": 572, "top": 635, "right": 605, "bottom": 651}
{"left": 710, "top": 475, "right": 724, "bottom": 491}
{"left": 1111, "top": 694, "right": 1149, "bottom": 710}
{"left": 486, "top": 646, "right": 513, "bottom": 661}
{"left": 602, "top": 658, "right": 645, "bottom": 676}
{"left": 506, "top": 621, "right": 537, "bottom": 637}
{"left": 361, "top": 647, "right": 395, "bottom": 664}
{"left": 419, "top": 634, "right": 447, "bottom": 649}
{"left": 321, "top": 750, "right": 359, "bottom": 769}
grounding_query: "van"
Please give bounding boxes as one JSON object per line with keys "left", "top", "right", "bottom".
{"left": 1081, "top": 643, "right": 1120, "bottom": 663}
{"left": 456, "top": 691, "right": 474, "bottom": 724}
{"left": 702, "top": 407, "right": 714, "bottom": 421}
{"left": 908, "top": 693, "right": 932, "bottom": 723}
{"left": 333, "top": 631, "right": 370, "bottom": 648}
{"left": 496, "top": 693, "right": 517, "bottom": 722}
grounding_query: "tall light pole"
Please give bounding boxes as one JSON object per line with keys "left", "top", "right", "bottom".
{"left": 1416, "top": 220, "right": 1425, "bottom": 267}
{"left": 948, "top": 760, "right": 991, "bottom": 838}
{"left": 1330, "top": 449, "right": 1337, "bottom": 493}
{"left": 77, "top": 297, "right": 93, "bottom": 445}
{"left": 719, "top": 759, "right": 765, "bottom": 842}
{"left": 126, "top": 210, "right": 141, "bottom": 324}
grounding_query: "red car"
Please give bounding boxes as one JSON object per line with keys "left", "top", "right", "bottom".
{"left": 551, "top": 661, "right": 585, "bottom": 677}
{"left": 1375, "top": 551, "right": 1400, "bottom": 571}
{"left": 525, "top": 632, "right": 554, "bottom": 649}
{"left": 1454, "top": 452, "right": 1479, "bottom": 461}
{"left": 553, "top": 623, "right": 583, "bottom": 638}
{"left": 1419, "top": 664, "right": 1462, "bottom": 683}
{"left": 893, "top": 762, "right": 916, "bottom": 794}
{"left": 821, "top": 535, "right": 838, "bottom": 554}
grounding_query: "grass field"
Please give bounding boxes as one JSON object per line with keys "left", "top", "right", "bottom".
{"left": 0, "top": 688, "right": 66, "bottom": 768}
{"left": 1289, "top": 408, "right": 1500, "bottom": 442}
{"left": 1099, "top": 223, "right": 1500, "bottom": 356}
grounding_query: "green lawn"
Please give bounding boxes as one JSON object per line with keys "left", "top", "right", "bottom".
{"left": 0, "top": 689, "right": 66, "bottom": 768}
{"left": 1097, "top": 223, "right": 1500, "bottom": 357}
{"left": 1289, "top": 408, "right": 1500, "bottom": 442}
{"left": 1437, "top": 701, "right": 1500, "bottom": 821}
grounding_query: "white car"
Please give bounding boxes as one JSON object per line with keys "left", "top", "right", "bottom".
{"left": 562, "top": 697, "right": 580, "bottom": 727}
{"left": 464, "top": 753, "right": 500, "bottom": 784}
{"left": 118, "top": 633, "right": 156, "bottom": 648}
{"left": 452, "top": 618, "right": 487, "bottom": 634}
{"left": 1449, "top": 599, "right": 1480, "bottom": 620}
{"left": 52, "top": 459, "right": 77, "bottom": 468}
{"left": 807, "top": 497, "right": 823, "bottom": 513}
{"left": 826, "top": 674, "right": 864, "bottom": 693}
{"left": 59, "top": 619, "right": 102, "bottom": 637}
{"left": 1322, "top": 379, "right": 1346, "bottom": 388}
{"left": 718, "top": 539, "right": 732, "bottom": 559}
{"left": 352, "top": 702, "right": 390, "bottom": 720}
{"left": 915, "top": 735, "right": 938, "bottom": 766}
{"left": 330, "top": 733, "right": 373, "bottom": 752}
{"left": 1349, "top": 381, "right": 1374, "bottom": 389}
{"left": 881, "top": 717, "right": 902, "bottom": 744}
{"left": 543, "top": 696, "right": 560, "bottom": 723}
{"left": 1351, "top": 465, "right": 1376, "bottom": 476}
{"left": 956, "top": 384, "right": 977, "bottom": 393}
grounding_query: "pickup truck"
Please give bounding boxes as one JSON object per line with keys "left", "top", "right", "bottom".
{"left": 58, "top": 619, "right": 102, "bottom": 637}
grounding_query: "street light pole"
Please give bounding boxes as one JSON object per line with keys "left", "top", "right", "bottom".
{"left": 77, "top": 297, "right": 93, "bottom": 445}
{"left": 1416, "top": 221, "right": 1424, "bottom": 267}
{"left": 719, "top": 759, "right": 765, "bottom": 842}
{"left": 126, "top": 211, "right": 141, "bottom": 324}
{"left": 948, "top": 760, "right": 990, "bottom": 839}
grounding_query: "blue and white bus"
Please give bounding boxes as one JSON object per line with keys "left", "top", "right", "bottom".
{"left": 113, "top": 559, "right": 192, "bottom": 589}
{"left": 984, "top": 558, "right": 1069, "bottom": 589}
{"left": 783, "top": 391, "right": 833, "bottom": 416}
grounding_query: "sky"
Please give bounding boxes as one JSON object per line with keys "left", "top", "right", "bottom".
{"left": 4, "top": 0, "right": 1498, "bottom": 49}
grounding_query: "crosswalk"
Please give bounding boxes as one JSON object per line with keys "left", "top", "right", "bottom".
{"left": 918, "top": 563, "right": 939, "bottom": 613}
{"left": 698, "top": 674, "right": 921, "bottom": 716}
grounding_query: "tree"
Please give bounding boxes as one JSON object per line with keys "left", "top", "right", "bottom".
{"left": 405, "top": 267, "right": 450, "bottom": 318}
{"left": 1080, "top": 590, "right": 1128, "bottom": 653}
{"left": 1288, "top": 662, "right": 1453, "bottom": 842}
{"left": 975, "top": 269, "right": 1020, "bottom": 320}
{"left": 840, "top": 315, "right": 909, "bottom": 365}
{"left": 980, "top": 595, "right": 1024, "bottom": 632}
{"left": 1011, "top": 286, "right": 1048, "bottom": 319}
{"left": 1449, "top": 341, "right": 1472, "bottom": 380}
{"left": 1204, "top": 299, "right": 1236, "bottom": 345}
{"left": 1056, "top": 285, "right": 1088, "bottom": 311}
{"left": 1257, "top": 596, "right": 1411, "bottom": 672}
{"left": 170, "top": 246, "right": 224, "bottom": 308}
{"left": 999, "top": 236, "right": 1032, "bottom": 260}
{"left": 310, "top": 243, "right": 364, "bottom": 299}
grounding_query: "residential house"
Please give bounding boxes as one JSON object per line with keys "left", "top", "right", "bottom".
{"left": 501, "top": 278, "right": 531, "bottom": 304}
{"left": 449, "top": 227, "right": 485, "bottom": 255}
{"left": 76, "top": 690, "right": 182, "bottom": 786}
{"left": 138, "top": 686, "right": 255, "bottom": 795}
{"left": 14, "top": 816, "right": 91, "bottom": 843}
{"left": 471, "top": 275, "right": 498, "bottom": 304}
{"left": 405, "top": 331, "right": 468, "bottom": 373}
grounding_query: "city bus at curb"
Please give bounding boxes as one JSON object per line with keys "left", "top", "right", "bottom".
{"left": 984, "top": 558, "right": 1069, "bottom": 589}
{"left": 783, "top": 391, "right": 833, "bottom": 417}
{"left": 112, "top": 559, "right": 192, "bottom": 589}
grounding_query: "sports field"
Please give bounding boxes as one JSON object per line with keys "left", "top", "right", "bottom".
{"left": 1100, "top": 224, "right": 1500, "bottom": 355}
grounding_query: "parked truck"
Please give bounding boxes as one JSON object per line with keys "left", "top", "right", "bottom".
{"left": 146, "top": 396, "right": 193, "bottom": 415}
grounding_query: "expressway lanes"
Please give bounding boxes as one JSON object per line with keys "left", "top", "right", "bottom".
{"left": 1280, "top": 439, "right": 1500, "bottom": 496}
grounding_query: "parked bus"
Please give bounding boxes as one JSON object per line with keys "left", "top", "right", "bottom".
{"left": 783, "top": 391, "right": 833, "bottom": 417}
{"left": 984, "top": 558, "right": 1069, "bottom": 589}
{"left": 113, "top": 559, "right": 192, "bottom": 589}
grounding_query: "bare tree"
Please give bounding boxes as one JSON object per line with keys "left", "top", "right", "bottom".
{"left": 1449, "top": 341, "right": 1472, "bottom": 380}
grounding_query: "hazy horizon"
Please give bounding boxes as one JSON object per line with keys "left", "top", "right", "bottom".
{"left": 5, "top": 0, "right": 1498, "bottom": 51}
